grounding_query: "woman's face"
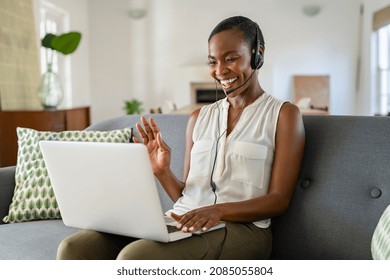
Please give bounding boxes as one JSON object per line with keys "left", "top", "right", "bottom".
{"left": 208, "top": 29, "right": 253, "bottom": 96}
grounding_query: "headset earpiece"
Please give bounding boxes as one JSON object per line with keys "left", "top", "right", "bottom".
{"left": 251, "top": 22, "right": 264, "bottom": 70}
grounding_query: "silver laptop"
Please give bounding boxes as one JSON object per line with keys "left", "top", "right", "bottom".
{"left": 39, "top": 141, "right": 224, "bottom": 242}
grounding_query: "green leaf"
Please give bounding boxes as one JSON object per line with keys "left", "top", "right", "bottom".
{"left": 28, "top": 200, "right": 35, "bottom": 210}
{"left": 24, "top": 211, "right": 31, "bottom": 220}
{"left": 36, "top": 199, "right": 43, "bottom": 210}
{"left": 44, "top": 198, "right": 51, "bottom": 209}
{"left": 41, "top": 188, "right": 47, "bottom": 198}
{"left": 40, "top": 210, "right": 47, "bottom": 219}
{"left": 51, "top": 32, "right": 82, "bottom": 55}
{"left": 33, "top": 188, "right": 39, "bottom": 198}
{"left": 41, "top": 33, "right": 56, "bottom": 49}
{"left": 16, "top": 212, "right": 23, "bottom": 221}
{"left": 49, "top": 188, "right": 55, "bottom": 198}
{"left": 38, "top": 177, "right": 45, "bottom": 187}
{"left": 48, "top": 210, "right": 55, "bottom": 219}
{"left": 18, "top": 190, "right": 24, "bottom": 200}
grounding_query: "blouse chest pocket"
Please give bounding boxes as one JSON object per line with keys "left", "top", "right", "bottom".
{"left": 230, "top": 142, "right": 268, "bottom": 188}
{"left": 188, "top": 140, "right": 214, "bottom": 178}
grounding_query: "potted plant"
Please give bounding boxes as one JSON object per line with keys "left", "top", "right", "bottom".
{"left": 123, "top": 99, "right": 144, "bottom": 115}
{"left": 38, "top": 32, "right": 82, "bottom": 110}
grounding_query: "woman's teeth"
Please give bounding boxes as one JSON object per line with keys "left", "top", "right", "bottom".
{"left": 221, "top": 77, "right": 237, "bottom": 87}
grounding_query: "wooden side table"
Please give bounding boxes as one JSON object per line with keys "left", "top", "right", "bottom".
{"left": 0, "top": 107, "right": 90, "bottom": 167}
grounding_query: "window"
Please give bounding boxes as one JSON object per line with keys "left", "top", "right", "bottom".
{"left": 39, "top": 1, "right": 71, "bottom": 107}
{"left": 376, "top": 25, "right": 390, "bottom": 115}
{"left": 373, "top": 5, "right": 390, "bottom": 115}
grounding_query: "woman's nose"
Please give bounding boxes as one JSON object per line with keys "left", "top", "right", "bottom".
{"left": 215, "top": 62, "right": 228, "bottom": 76}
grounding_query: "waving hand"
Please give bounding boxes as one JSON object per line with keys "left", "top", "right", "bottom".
{"left": 133, "top": 116, "right": 171, "bottom": 176}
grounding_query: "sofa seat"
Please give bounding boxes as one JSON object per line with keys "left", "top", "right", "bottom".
{"left": 0, "top": 220, "right": 78, "bottom": 260}
{"left": 1, "top": 114, "right": 389, "bottom": 260}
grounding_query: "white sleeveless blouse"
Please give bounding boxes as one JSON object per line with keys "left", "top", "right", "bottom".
{"left": 171, "top": 93, "right": 286, "bottom": 228}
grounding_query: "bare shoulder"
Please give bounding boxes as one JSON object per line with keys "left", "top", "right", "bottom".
{"left": 187, "top": 108, "right": 201, "bottom": 128}
{"left": 189, "top": 108, "right": 201, "bottom": 121}
{"left": 185, "top": 108, "right": 201, "bottom": 138}
{"left": 280, "top": 102, "right": 301, "bottom": 118}
{"left": 277, "top": 102, "right": 305, "bottom": 137}
{"left": 279, "top": 102, "right": 302, "bottom": 124}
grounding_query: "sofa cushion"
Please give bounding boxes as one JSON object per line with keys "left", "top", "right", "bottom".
{"left": 271, "top": 116, "right": 390, "bottom": 260}
{"left": 0, "top": 220, "right": 79, "bottom": 260}
{"left": 3, "top": 127, "right": 133, "bottom": 223}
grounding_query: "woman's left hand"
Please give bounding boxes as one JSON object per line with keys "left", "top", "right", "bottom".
{"left": 170, "top": 205, "right": 223, "bottom": 233}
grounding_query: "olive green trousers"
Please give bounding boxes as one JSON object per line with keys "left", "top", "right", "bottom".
{"left": 57, "top": 222, "right": 272, "bottom": 260}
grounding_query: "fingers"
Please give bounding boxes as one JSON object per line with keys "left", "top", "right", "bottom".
{"left": 199, "top": 220, "right": 216, "bottom": 232}
{"left": 156, "top": 132, "right": 170, "bottom": 152}
{"left": 135, "top": 123, "right": 148, "bottom": 144}
{"left": 170, "top": 212, "right": 182, "bottom": 222}
{"left": 175, "top": 210, "right": 218, "bottom": 233}
{"left": 141, "top": 116, "right": 155, "bottom": 140}
{"left": 149, "top": 117, "right": 160, "bottom": 135}
{"left": 135, "top": 116, "right": 160, "bottom": 144}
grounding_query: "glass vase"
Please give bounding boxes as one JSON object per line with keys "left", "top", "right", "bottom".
{"left": 37, "top": 63, "right": 63, "bottom": 110}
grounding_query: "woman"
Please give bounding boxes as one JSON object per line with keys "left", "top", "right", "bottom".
{"left": 57, "top": 15, "right": 305, "bottom": 260}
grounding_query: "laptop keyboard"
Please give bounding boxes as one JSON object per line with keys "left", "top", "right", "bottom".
{"left": 167, "top": 225, "right": 181, "bottom": 233}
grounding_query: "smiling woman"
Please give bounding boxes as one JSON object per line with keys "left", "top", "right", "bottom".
{"left": 56, "top": 15, "right": 305, "bottom": 260}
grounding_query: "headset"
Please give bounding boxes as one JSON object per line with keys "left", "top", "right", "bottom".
{"left": 226, "top": 21, "right": 264, "bottom": 95}
{"left": 251, "top": 21, "right": 264, "bottom": 70}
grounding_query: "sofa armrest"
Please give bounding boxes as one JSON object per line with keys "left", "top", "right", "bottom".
{"left": 0, "top": 166, "right": 16, "bottom": 225}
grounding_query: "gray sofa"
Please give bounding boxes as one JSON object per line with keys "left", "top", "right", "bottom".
{"left": 0, "top": 114, "right": 389, "bottom": 259}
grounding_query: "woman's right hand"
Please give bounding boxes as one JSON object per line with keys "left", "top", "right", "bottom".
{"left": 133, "top": 116, "right": 171, "bottom": 176}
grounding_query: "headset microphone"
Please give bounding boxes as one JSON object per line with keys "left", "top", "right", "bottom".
{"left": 225, "top": 68, "right": 256, "bottom": 95}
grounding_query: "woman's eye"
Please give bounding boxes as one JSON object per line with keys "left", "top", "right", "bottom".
{"left": 226, "top": 57, "right": 238, "bottom": 63}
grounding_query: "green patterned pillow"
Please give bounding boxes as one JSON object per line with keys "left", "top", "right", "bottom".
{"left": 372, "top": 205, "right": 390, "bottom": 260}
{"left": 3, "top": 126, "right": 133, "bottom": 223}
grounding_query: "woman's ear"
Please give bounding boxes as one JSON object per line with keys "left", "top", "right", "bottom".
{"left": 259, "top": 45, "right": 265, "bottom": 57}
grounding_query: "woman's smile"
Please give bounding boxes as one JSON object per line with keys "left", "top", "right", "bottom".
{"left": 220, "top": 77, "right": 238, "bottom": 89}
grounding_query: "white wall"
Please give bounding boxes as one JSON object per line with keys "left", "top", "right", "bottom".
{"left": 39, "top": 0, "right": 390, "bottom": 122}
{"left": 146, "top": 0, "right": 362, "bottom": 118}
